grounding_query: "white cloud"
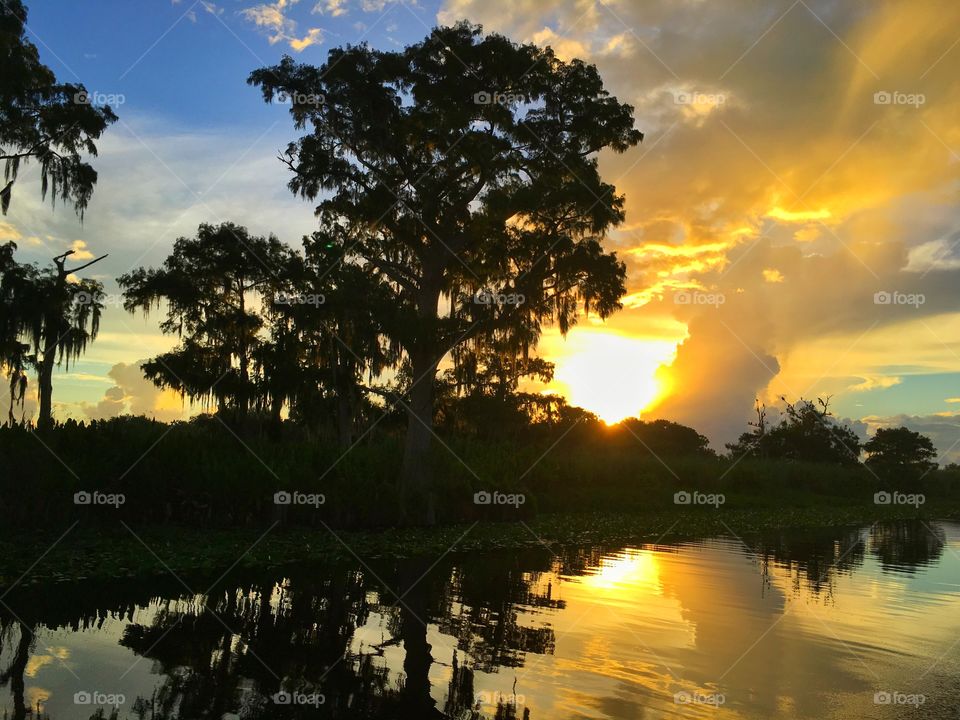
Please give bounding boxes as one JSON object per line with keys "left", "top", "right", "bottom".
{"left": 240, "top": 0, "right": 324, "bottom": 51}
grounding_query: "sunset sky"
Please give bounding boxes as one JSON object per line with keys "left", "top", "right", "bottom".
{"left": 3, "top": 0, "right": 959, "bottom": 457}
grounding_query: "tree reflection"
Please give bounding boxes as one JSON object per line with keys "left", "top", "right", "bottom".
{"left": 1, "top": 522, "right": 948, "bottom": 719}
{"left": 744, "top": 526, "right": 867, "bottom": 598}
{"left": 869, "top": 520, "right": 945, "bottom": 572}
{"left": 0, "top": 551, "right": 556, "bottom": 719}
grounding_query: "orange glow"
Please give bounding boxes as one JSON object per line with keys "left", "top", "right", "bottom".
{"left": 580, "top": 548, "right": 660, "bottom": 591}
{"left": 550, "top": 330, "right": 678, "bottom": 424}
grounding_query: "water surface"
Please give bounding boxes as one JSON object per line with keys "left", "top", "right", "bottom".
{"left": 1, "top": 520, "right": 958, "bottom": 719}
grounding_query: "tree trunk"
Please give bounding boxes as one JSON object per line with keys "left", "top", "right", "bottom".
{"left": 337, "top": 385, "right": 353, "bottom": 449}
{"left": 400, "top": 344, "right": 437, "bottom": 524}
{"left": 36, "top": 333, "right": 56, "bottom": 431}
{"left": 334, "top": 347, "right": 354, "bottom": 449}
{"left": 399, "top": 278, "right": 442, "bottom": 524}
{"left": 398, "top": 562, "right": 443, "bottom": 718}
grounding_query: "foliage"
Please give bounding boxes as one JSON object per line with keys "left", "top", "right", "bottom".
{"left": 726, "top": 397, "right": 862, "bottom": 465}
{"left": 248, "top": 22, "right": 642, "bottom": 491}
{"left": 0, "top": 0, "right": 116, "bottom": 216}
{"left": 0, "top": 243, "right": 105, "bottom": 428}
{"left": 865, "top": 426, "right": 937, "bottom": 475}
{"left": 119, "top": 222, "right": 297, "bottom": 416}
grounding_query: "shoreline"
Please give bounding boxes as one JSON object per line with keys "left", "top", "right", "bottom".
{"left": 1, "top": 503, "right": 957, "bottom": 589}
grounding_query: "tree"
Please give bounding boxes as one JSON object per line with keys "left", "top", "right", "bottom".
{"left": 8, "top": 248, "right": 107, "bottom": 430}
{"left": 0, "top": 241, "right": 31, "bottom": 424}
{"left": 864, "top": 426, "right": 937, "bottom": 474}
{"left": 0, "top": 0, "right": 117, "bottom": 217}
{"left": 615, "top": 418, "right": 714, "bottom": 457}
{"left": 727, "top": 396, "right": 861, "bottom": 465}
{"left": 249, "top": 23, "right": 641, "bottom": 511}
{"left": 261, "top": 229, "right": 398, "bottom": 444}
{"left": 119, "top": 222, "right": 295, "bottom": 419}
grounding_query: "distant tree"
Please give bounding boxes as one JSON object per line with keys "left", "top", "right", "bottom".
{"left": 249, "top": 23, "right": 641, "bottom": 511}
{"left": 617, "top": 418, "right": 714, "bottom": 457}
{"left": 6, "top": 248, "right": 107, "bottom": 430}
{"left": 728, "top": 396, "right": 861, "bottom": 465}
{"left": 725, "top": 399, "right": 769, "bottom": 458}
{"left": 0, "top": 0, "right": 117, "bottom": 216}
{"left": 436, "top": 349, "right": 554, "bottom": 439}
{"left": 119, "top": 222, "right": 295, "bottom": 419}
{"left": 864, "top": 426, "right": 937, "bottom": 474}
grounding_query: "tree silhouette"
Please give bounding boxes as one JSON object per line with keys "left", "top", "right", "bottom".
{"left": 0, "top": 0, "right": 117, "bottom": 217}
{"left": 5, "top": 248, "right": 107, "bottom": 430}
{"left": 262, "top": 229, "right": 398, "bottom": 444}
{"left": 727, "top": 396, "right": 861, "bottom": 465}
{"left": 119, "top": 222, "right": 296, "bottom": 420}
{"left": 0, "top": 241, "right": 31, "bottom": 423}
{"left": 864, "top": 426, "right": 937, "bottom": 476}
{"left": 249, "top": 22, "right": 641, "bottom": 517}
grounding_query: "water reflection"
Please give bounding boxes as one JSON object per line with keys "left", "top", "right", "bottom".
{"left": 0, "top": 520, "right": 957, "bottom": 720}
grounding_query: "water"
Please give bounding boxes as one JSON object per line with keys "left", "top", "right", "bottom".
{"left": 1, "top": 520, "right": 958, "bottom": 719}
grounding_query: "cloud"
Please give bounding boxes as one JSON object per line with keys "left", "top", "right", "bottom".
{"left": 68, "top": 239, "right": 94, "bottom": 260}
{"left": 314, "top": 0, "right": 347, "bottom": 16}
{"left": 848, "top": 376, "right": 902, "bottom": 393}
{"left": 437, "top": 0, "right": 960, "bottom": 447}
{"left": 0, "top": 221, "right": 22, "bottom": 243}
{"left": 80, "top": 360, "right": 186, "bottom": 422}
{"left": 241, "top": 0, "right": 324, "bottom": 51}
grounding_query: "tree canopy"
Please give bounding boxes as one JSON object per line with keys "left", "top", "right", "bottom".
{"left": 249, "top": 22, "right": 642, "bottom": 501}
{"left": 0, "top": 0, "right": 116, "bottom": 216}
{"left": 865, "top": 426, "right": 937, "bottom": 474}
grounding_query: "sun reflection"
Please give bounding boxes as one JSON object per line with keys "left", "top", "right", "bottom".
{"left": 580, "top": 549, "right": 661, "bottom": 591}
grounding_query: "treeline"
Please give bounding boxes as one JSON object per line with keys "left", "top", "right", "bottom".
{"left": 0, "top": 410, "right": 956, "bottom": 530}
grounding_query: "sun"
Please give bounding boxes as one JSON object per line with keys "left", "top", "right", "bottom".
{"left": 550, "top": 330, "right": 678, "bottom": 424}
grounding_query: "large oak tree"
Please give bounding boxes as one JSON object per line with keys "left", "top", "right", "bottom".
{"left": 249, "top": 23, "right": 641, "bottom": 511}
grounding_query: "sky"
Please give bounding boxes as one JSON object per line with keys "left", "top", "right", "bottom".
{"left": 3, "top": 0, "right": 960, "bottom": 459}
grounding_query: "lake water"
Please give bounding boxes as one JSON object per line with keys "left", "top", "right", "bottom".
{"left": 1, "top": 520, "right": 958, "bottom": 719}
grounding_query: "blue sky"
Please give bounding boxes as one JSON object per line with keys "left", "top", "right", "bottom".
{"left": 25, "top": 0, "right": 439, "bottom": 128}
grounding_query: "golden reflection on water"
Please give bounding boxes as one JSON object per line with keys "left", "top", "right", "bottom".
{"left": 468, "top": 526, "right": 960, "bottom": 719}
{"left": 6, "top": 523, "right": 959, "bottom": 720}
